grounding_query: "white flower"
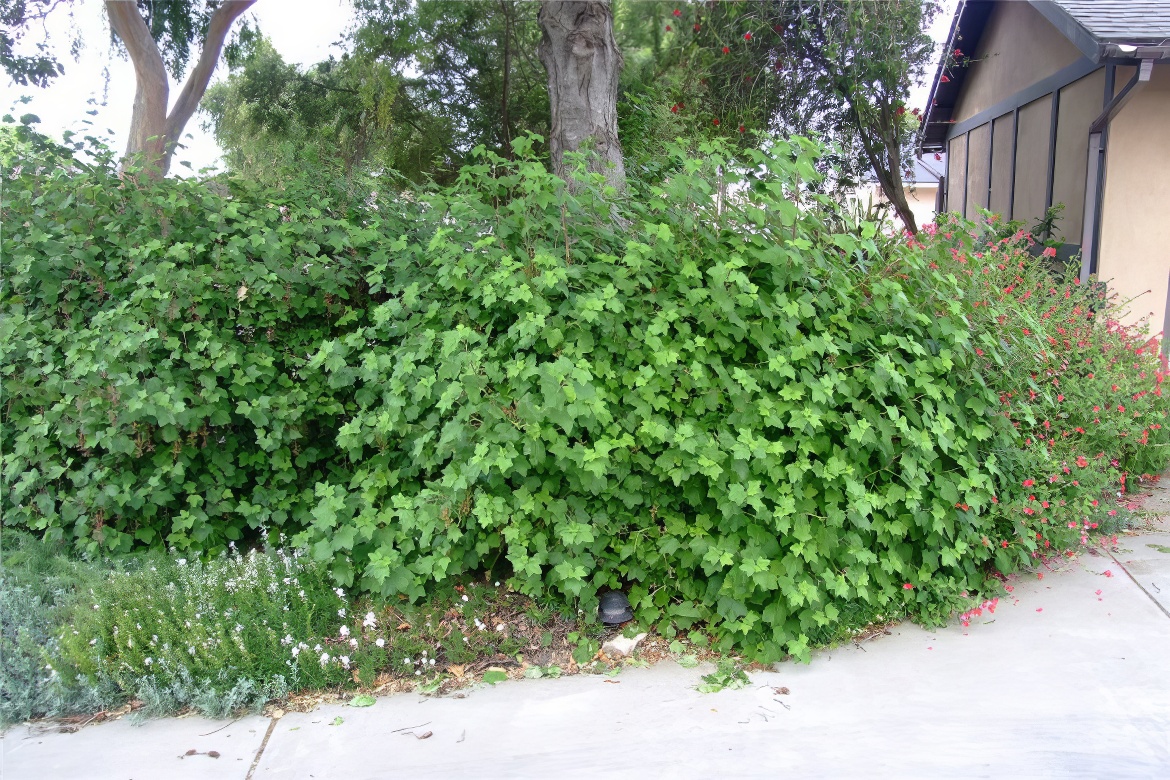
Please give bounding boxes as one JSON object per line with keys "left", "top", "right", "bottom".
{"left": 334, "top": 588, "right": 345, "bottom": 598}
{"left": 89, "top": 638, "right": 97, "bottom": 646}
{"left": 188, "top": 647, "right": 196, "bottom": 656}
{"left": 375, "top": 638, "right": 385, "bottom": 648}
{"left": 292, "top": 647, "right": 301, "bottom": 658}
{"left": 363, "top": 612, "right": 377, "bottom": 628}
{"left": 144, "top": 658, "right": 153, "bottom": 666}
{"left": 494, "top": 581, "right": 500, "bottom": 587}
{"left": 349, "top": 639, "right": 358, "bottom": 648}
{"left": 415, "top": 670, "right": 421, "bottom": 676}
{"left": 320, "top": 652, "right": 330, "bottom": 666}
{"left": 404, "top": 657, "right": 411, "bottom": 665}
{"left": 314, "top": 644, "right": 322, "bottom": 652}
{"left": 281, "top": 635, "right": 293, "bottom": 646}
{"left": 461, "top": 594, "right": 469, "bottom": 602}
{"left": 340, "top": 655, "right": 351, "bottom": 669}
{"left": 177, "top": 559, "right": 187, "bottom": 566}
{"left": 429, "top": 658, "right": 435, "bottom": 666}
{"left": 496, "top": 624, "right": 505, "bottom": 632}
{"left": 338, "top": 608, "right": 347, "bottom": 618}
{"left": 339, "top": 625, "right": 350, "bottom": 638}
{"left": 127, "top": 638, "right": 133, "bottom": 647}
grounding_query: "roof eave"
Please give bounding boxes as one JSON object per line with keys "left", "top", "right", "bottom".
{"left": 1028, "top": 1, "right": 1105, "bottom": 62}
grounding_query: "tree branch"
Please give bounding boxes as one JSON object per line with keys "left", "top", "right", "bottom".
{"left": 107, "top": 0, "right": 169, "bottom": 163}
{"left": 164, "top": 0, "right": 256, "bottom": 158}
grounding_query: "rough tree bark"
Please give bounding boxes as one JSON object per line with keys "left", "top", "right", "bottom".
{"left": 106, "top": 0, "right": 255, "bottom": 177}
{"left": 536, "top": 0, "right": 625, "bottom": 191}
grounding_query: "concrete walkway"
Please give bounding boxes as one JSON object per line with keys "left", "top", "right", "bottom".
{"left": 6, "top": 524, "right": 1170, "bottom": 778}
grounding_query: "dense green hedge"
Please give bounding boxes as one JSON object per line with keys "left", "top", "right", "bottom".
{"left": 3, "top": 131, "right": 1166, "bottom": 662}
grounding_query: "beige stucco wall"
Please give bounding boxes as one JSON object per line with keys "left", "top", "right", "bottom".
{"left": 1011, "top": 95, "right": 1054, "bottom": 225}
{"left": 847, "top": 183, "right": 938, "bottom": 230}
{"left": 1052, "top": 69, "right": 1106, "bottom": 242}
{"left": 965, "top": 122, "right": 992, "bottom": 218}
{"left": 947, "top": 135, "right": 967, "bottom": 212}
{"left": 1097, "top": 64, "right": 1170, "bottom": 333}
{"left": 952, "top": 1, "right": 1083, "bottom": 123}
{"left": 989, "top": 112, "right": 1015, "bottom": 215}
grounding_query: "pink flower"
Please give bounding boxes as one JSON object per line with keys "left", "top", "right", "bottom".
{"left": 1103, "top": 570, "right": 1113, "bottom": 577}
{"left": 903, "top": 583, "right": 914, "bottom": 590}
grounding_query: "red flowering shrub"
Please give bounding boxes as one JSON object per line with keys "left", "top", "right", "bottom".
{"left": 909, "top": 214, "right": 1170, "bottom": 571}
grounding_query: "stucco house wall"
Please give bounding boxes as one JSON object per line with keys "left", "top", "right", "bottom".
{"left": 925, "top": 0, "right": 1170, "bottom": 336}
{"left": 1097, "top": 65, "right": 1170, "bottom": 328}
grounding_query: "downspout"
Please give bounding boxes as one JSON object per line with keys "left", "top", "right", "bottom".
{"left": 1079, "top": 59, "right": 1155, "bottom": 284}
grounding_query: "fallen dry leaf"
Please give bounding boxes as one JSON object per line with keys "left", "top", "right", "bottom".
{"left": 415, "top": 731, "right": 433, "bottom": 740}
{"left": 773, "top": 687, "right": 790, "bottom": 695}
{"left": 448, "top": 664, "right": 466, "bottom": 679}
{"left": 208, "top": 751, "right": 220, "bottom": 759}
{"left": 604, "top": 679, "right": 621, "bottom": 685}
{"left": 397, "top": 622, "right": 411, "bottom": 631}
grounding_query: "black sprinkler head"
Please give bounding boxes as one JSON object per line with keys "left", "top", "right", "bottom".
{"left": 598, "top": 590, "right": 633, "bottom": 624}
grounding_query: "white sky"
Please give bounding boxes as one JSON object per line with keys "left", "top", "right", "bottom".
{"left": 5, "top": 0, "right": 957, "bottom": 176}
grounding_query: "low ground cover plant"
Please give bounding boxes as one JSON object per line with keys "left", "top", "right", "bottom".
{"left": 3, "top": 124, "right": 1166, "bottom": 702}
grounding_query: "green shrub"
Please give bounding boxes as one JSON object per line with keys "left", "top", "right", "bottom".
{"left": 3, "top": 128, "right": 1166, "bottom": 668}
{"left": 0, "top": 531, "right": 118, "bottom": 726}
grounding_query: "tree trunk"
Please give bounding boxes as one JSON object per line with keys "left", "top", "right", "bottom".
{"left": 106, "top": 0, "right": 255, "bottom": 177}
{"left": 537, "top": 0, "right": 625, "bottom": 191}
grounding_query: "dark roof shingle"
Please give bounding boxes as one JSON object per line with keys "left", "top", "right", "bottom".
{"left": 1052, "top": 0, "right": 1170, "bottom": 43}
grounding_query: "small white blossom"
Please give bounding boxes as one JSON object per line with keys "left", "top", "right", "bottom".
{"left": 496, "top": 624, "right": 505, "bottom": 632}
{"left": 349, "top": 639, "right": 358, "bottom": 648}
{"left": 144, "top": 658, "right": 153, "bottom": 666}
{"left": 375, "top": 638, "right": 385, "bottom": 648}
{"left": 340, "top": 655, "right": 351, "bottom": 669}
{"left": 188, "top": 647, "right": 196, "bottom": 656}
{"left": 461, "top": 594, "right": 469, "bottom": 602}
{"left": 320, "top": 652, "right": 330, "bottom": 666}
{"left": 339, "top": 625, "right": 350, "bottom": 638}
{"left": 338, "top": 608, "right": 347, "bottom": 618}
{"left": 363, "top": 612, "right": 377, "bottom": 628}
{"left": 291, "top": 647, "right": 301, "bottom": 658}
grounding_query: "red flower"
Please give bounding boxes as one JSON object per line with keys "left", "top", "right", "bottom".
{"left": 666, "top": 25, "right": 672, "bottom": 31}
{"left": 1037, "top": 573, "right": 1044, "bottom": 580}
{"left": 712, "top": 118, "right": 720, "bottom": 126}
{"left": 673, "top": 8, "right": 681, "bottom": 16}
{"left": 738, "top": 124, "right": 745, "bottom": 133}
{"left": 694, "top": 23, "right": 701, "bottom": 32}
{"left": 1076, "top": 456, "right": 1088, "bottom": 467}
{"left": 941, "top": 74, "right": 950, "bottom": 83}
{"left": 722, "top": 46, "right": 730, "bottom": 54}
{"left": 903, "top": 583, "right": 914, "bottom": 590}
{"left": 1023, "top": 479, "right": 1034, "bottom": 487}
{"left": 954, "top": 48, "right": 963, "bottom": 57}
{"left": 744, "top": 32, "right": 752, "bottom": 41}
{"left": 671, "top": 104, "right": 679, "bottom": 113}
